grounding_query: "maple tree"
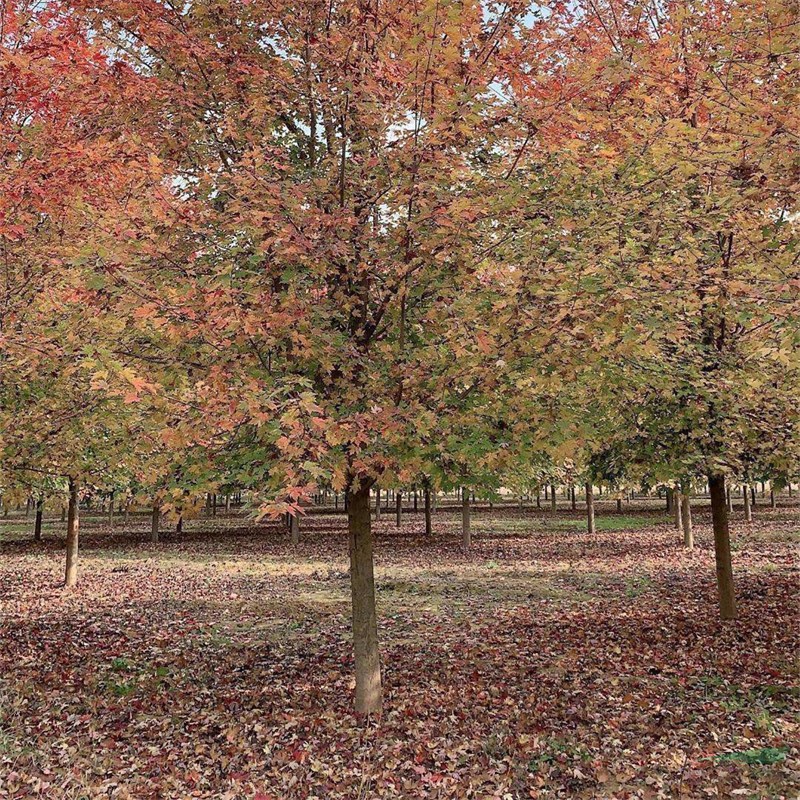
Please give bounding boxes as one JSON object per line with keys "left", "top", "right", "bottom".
{"left": 1, "top": 0, "right": 798, "bottom": 729}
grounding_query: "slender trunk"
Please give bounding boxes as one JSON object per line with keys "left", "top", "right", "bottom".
{"left": 395, "top": 491, "right": 402, "bottom": 527}
{"left": 375, "top": 488, "right": 381, "bottom": 520}
{"left": 681, "top": 483, "right": 693, "bottom": 550}
{"left": 535, "top": 490, "right": 540, "bottom": 509}
{"left": 423, "top": 482, "right": 432, "bottom": 537}
{"left": 665, "top": 487, "right": 673, "bottom": 514}
{"left": 176, "top": 516, "right": 183, "bottom": 534}
{"left": 570, "top": 485, "right": 576, "bottom": 511}
{"left": 212, "top": 494, "right": 217, "bottom": 516}
{"left": 750, "top": 485, "right": 756, "bottom": 507}
{"left": 461, "top": 487, "right": 471, "bottom": 548}
{"left": 586, "top": 483, "right": 595, "bottom": 535}
{"left": 65, "top": 479, "right": 79, "bottom": 588}
{"left": 151, "top": 504, "right": 160, "bottom": 542}
{"left": 225, "top": 493, "right": 231, "bottom": 512}
{"left": 616, "top": 498, "right": 622, "bottom": 513}
{"left": 413, "top": 488, "right": 418, "bottom": 511}
{"left": 34, "top": 497, "right": 43, "bottom": 542}
{"left": 347, "top": 481, "right": 382, "bottom": 715}
{"left": 770, "top": 489, "right": 776, "bottom": 509}
{"left": 743, "top": 484, "right": 752, "bottom": 522}
{"left": 674, "top": 489, "right": 683, "bottom": 531}
{"left": 335, "top": 491, "right": 339, "bottom": 511}
{"left": 726, "top": 485, "right": 733, "bottom": 513}
{"left": 550, "top": 484, "right": 556, "bottom": 512}
{"left": 290, "top": 513, "right": 300, "bottom": 545}
{"left": 709, "top": 474, "right": 736, "bottom": 619}
{"left": 60, "top": 504, "right": 66, "bottom": 523}
{"left": 108, "top": 492, "right": 114, "bottom": 529}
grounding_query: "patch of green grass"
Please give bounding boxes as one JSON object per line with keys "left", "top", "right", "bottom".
{"left": 550, "top": 515, "right": 667, "bottom": 532}
{"left": 715, "top": 747, "right": 788, "bottom": 766}
{"left": 109, "top": 681, "right": 136, "bottom": 697}
{"left": 625, "top": 574, "right": 654, "bottom": 597}
{"left": 527, "top": 737, "right": 592, "bottom": 773}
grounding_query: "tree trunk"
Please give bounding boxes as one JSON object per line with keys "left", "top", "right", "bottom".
{"left": 60, "top": 504, "right": 66, "bottom": 523}
{"left": 550, "top": 484, "right": 557, "bottom": 512}
{"left": 34, "top": 497, "right": 43, "bottom": 542}
{"left": 151, "top": 504, "right": 160, "bottom": 542}
{"left": 212, "top": 494, "right": 217, "bottom": 516}
{"left": 681, "top": 484, "right": 693, "bottom": 550}
{"left": 374, "top": 488, "right": 381, "bottom": 520}
{"left": 571, "top": 485, "right": 576, "bottom": 510}
{"left": 709, "top": 474, "right": 736, "bottom": 619}
{"left": 586, "top": 483, "right": 595, "bottom": 535}
{"left": 347, "top": 481, "right": 382, "bottom": 716}
{"left": 176, "top": 515, "right": 183, "bottom": 534}
{"left": 674, "top": 488, "right": 683, "bottom": 531}
{"left": 65, "top": 479, "right": 79, "bottom": 588}
{"left": 616, "top": 498, "right": 622, "bottom": 513}
{"left": 770, "top": 489, "right": 776, "bottom": 509}
{"left": 726, "top": 485, "right": 733, "bottom": 513}
{"left": 423, "top": 482, "right": 432, "bottom": 537}
{"left": 225, "top": 493, "right": 231, "bottom": 512}
{"left": 395, "top": 491, "right": 402, "bottom": 527}
{"left": 743, "top": 484, "right": 752, "bottom": 522}
{"left": 413, "top": 488, "right": 418, "bottom": 511}
{"left": 665, "top": 487, "right": 673, "bottom": 513}
{"left": 461, "top": 487, "right": 471, "bottom": 548}
{"left": 290, "top": 512, "right": 300, "bottom": 544}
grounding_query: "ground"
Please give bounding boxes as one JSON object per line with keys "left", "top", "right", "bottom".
{"left": 0, "top": 498, "right": 798, "bottom": 799}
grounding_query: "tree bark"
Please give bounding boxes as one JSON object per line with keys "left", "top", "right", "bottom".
{"left": 743, "top": 484, "right": 752, "bottom": 522}
{"left": 770, "top": 489, "right": 776, "bottom": 509}
{"left": 550, "top": 483, "right": 557, "bottom": 512}
{"left": 461, "top": 486, "right": 471, "bottom": 548}
{"left": 665, "top": 487, "right": 673, "bottom": 513}
{"left": 290, "top": 512, "right": 300, "bottom": 544}
{"left": 151, "top": 504, "right": 160, "bottom": 542}
{"left": 34, "top": 497, "right": 43, "bottom": 542}
{"left": 726, "top": 485, "right": 733, "bottom": 512}
{"left": 709, "top": 474, "right": 736, "bottom": 619}
{"left": 65, "top": 479, "right": 79, "bottom": 587}
{"left": 674, "top": 488, "right": 683, "bottom": 531}
{"left": 395, "top": 491, "right": 402, "bottom": 527}
{"left": 374, "top": 487, "right": 381, "bottom": 520}
{"left": 570, "top": 485, "right": 576, "bottom": 510}
{"left": 585, "top": 483, "right": 595, "bottom": 535}
{"left": 347, "top": 481, "right": 382, "bottom": 716}
{"left": 616, "top": 498, "right": 622, "bottom": 513}
{"left": 423, "top": 482, "right": 432, "bottom": 537}
{"left": 681, "top": 483, "right": 693, "bottom": 550}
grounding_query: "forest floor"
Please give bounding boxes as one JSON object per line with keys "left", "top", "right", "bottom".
{"left": 0, "top": 500, "right": 798, "bottom": 799}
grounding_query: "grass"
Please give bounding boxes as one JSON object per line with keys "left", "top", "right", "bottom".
{"left": 715, "top": 747, "right": 788, "bottom": 766}
{"left": 550, "top": 515, "right": 670, "bottom": 532}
